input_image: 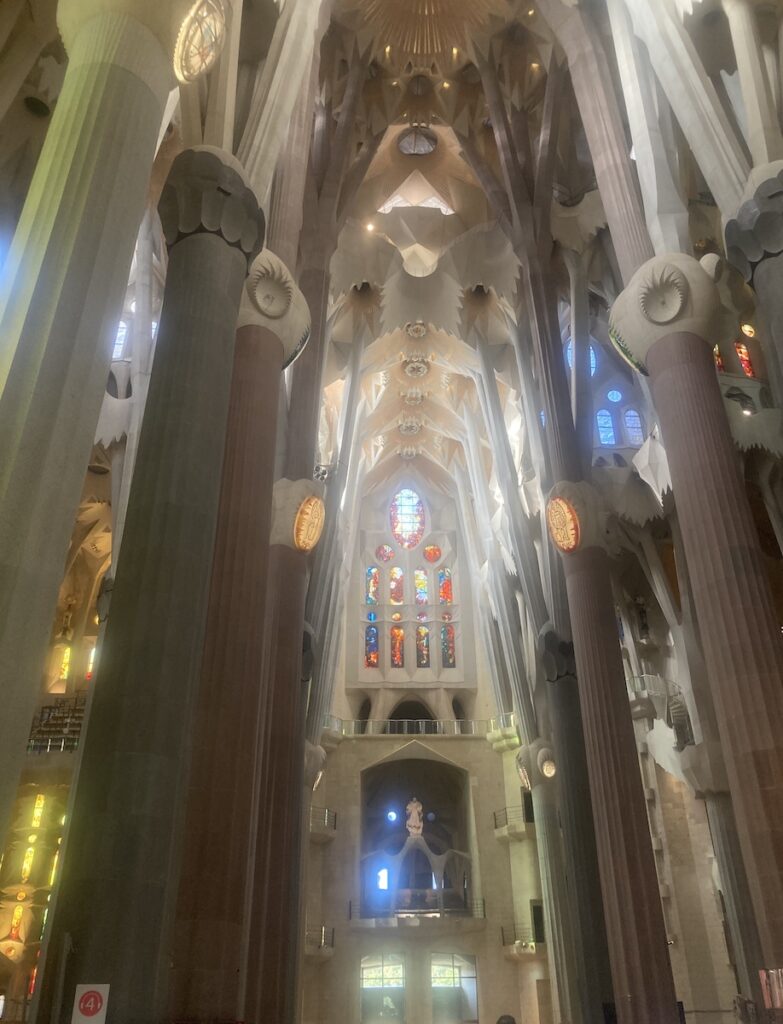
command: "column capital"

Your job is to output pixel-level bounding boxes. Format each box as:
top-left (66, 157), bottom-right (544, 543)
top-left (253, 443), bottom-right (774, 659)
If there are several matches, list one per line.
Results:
top-left (545, 480), bottom-right (608, 554)
top-left (158, 147), bottom-right (264, 267)
top-left (237, 249), bottom-right (311, 367)
top-left (609, 252), bottom-right (728, 374)
top-left (304, 741), bottom-right (327, 791)
top-left (270, 478), bottom-right (326, 552)
top-left (726, 164), bottom-right (783, 284)
top-left (516, 740), bottom-right (558, 789)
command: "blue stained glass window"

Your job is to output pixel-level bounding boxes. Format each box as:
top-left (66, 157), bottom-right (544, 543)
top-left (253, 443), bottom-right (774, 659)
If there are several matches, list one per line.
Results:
top-left (390, 488), bottom-right (425, 548)
top-left (367, 611), bottom-right (377, 622)
top-left (596, 409), bottom-right (616, 446)
top-left (607, 389), bottom-right (622, 403)
top-left (623, 408), bottom-right (644, 446)
top-left (365, 625), bottom-right (379, 668)
top-left (566, 339), bottom-right (597, 376)
top-left (113, 321), bottom-right (128, 359)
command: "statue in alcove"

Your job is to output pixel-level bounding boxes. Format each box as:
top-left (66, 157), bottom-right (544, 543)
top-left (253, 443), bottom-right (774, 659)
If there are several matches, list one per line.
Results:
top-left (405, 796), bottom-right (423, 835)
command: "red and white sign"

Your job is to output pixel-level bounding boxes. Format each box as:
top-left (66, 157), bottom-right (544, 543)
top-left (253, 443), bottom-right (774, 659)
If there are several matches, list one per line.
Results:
top-left (72, 985), bottom-right (109, 1024)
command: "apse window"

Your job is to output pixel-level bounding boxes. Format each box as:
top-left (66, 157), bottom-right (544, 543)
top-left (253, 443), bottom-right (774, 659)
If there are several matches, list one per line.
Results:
top-left (596, 409), bottom-right (616, 446)
top-left (623, 408), bottom-right (644, 447)
top-left (361, 954), bottom-right (405, 1022)
top-left (431, 953), bottom-right (478, 1023)
top-left (390, 488), bottom-right (425, 549)
top-left (565, 339), bottom-right (597, 376)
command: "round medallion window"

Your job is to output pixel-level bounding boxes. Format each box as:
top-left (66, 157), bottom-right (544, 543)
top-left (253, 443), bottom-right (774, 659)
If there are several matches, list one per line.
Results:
top-left (174, 0), bottom-right (226, 83)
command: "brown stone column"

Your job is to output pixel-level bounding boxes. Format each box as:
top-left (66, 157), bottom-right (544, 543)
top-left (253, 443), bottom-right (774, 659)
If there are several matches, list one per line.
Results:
top-left (612, 251), bottom-right (783, 982)
top-left (169, 251), bottom-right (311, 1020)
top-left (550, 484), bottom-right (679, 1024)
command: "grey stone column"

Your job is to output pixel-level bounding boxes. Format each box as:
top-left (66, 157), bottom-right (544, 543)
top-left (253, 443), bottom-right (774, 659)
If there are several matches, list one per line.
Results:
top-left (612, 251), bottom-right (783, 979)
top-left (0, 0), bottom-right (179, 843)
top-left (35, 148), bottom-right (263, 1024)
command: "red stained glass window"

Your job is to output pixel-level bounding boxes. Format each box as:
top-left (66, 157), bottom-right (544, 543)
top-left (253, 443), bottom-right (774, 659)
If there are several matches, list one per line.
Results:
top-left (365, 623), bottom-right (379, 668)
top-left (376, 544), bottom-right (394, 562)
top-left (390, 567), bottom-right (404, 605)
top-left (735, 341), bottom-right (755, 378)
top-left (416, 624), bottom-right (430, 668)
top-left (423, 544), bottom-right (442, 563)
top-left (390, 625), bottom-right (405, 668)
top-left (713, 345), bottom-right (724, 372)
top-left (438, 568), bottom-right (453, 605)
top-left (390, 488), bottom-right (425, 549)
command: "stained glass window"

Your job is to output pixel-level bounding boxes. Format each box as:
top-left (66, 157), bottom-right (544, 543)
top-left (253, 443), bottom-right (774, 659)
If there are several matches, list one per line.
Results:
top-left (375, 544), bottom-right (394, 562)
top-left (735, 341), bottom-right (755, 378)
top-left (623, 408), bottom-right (644, 446)
top-left (713, 345), bottom-right (724, 372)
top-left (390, 567), bottom-right (404, 605)
top-left (390, 488), bottom-right (425, 549)
top-left (423, 544), bottom-right (442, 563)
top-left (365, 624), bottom-right (379, 668)
top-left (113, 321), bottom-right (128, 360)
top-left (441, 622), bottom-right (456, 669)
top-left (21, 847), bottom-right (34, 883)
top-left (58, 647), bottom-right (71, 681)
top-left (607, 389), bottom-right (622, 403)
top-left (438, 568), bottom-right (453, 605)
top-left (366, 566), bottom-right (379, 605)
top-left (416, 624), bottom-right (430, 668)
top-left (566, 339), bottom-right (597, 376)
top-left (361, 954), bottom-right (404, 988)
top-left (414, 569), bottom-right (428, 605)
top-left (391, 626), bottom-right (405, 668)
top-left (31, 794), bottom-right (45, 829)
top-left (596, 409), bottom-right (616, 446)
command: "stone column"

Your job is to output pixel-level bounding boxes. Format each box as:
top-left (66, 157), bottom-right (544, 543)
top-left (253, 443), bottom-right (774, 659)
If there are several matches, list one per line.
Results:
top-left (610, 251), bottom-right (783, 979)
top-left (34, 148), bottom-right (263, 1023)
top-left (245, 479), bottom-right (325, 1024)
top-left (169, 251), bottom-right (310, 1020)
top-left (547, 482), bottom-right (680, 1024)
top-left (722, 0), bottom-right (783, 166)
top-left (726, 166), bottom-right (783, 394)
top-left (544, 636), bottom-right (614, 1022)
top-left (0, 0), bottom-right (199, 842)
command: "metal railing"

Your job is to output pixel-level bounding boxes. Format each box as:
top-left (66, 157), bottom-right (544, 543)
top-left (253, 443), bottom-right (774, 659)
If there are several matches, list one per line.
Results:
top-left (350, 897), bottom-right (485, 920)
top-left (322, 714), bottom-right (512, 738)
top-left (310, 806), bottom-right (337, 831)
top-left (305, 925), bottom-right (335, 950)
top-left (493, 806), bottom-right (532, 829)
top-left (629, 675), bottom-right (695, 750)
top-left (27, 696), bottom-right (86, 755)
top-left (500, 923), bottom-right (540, 946)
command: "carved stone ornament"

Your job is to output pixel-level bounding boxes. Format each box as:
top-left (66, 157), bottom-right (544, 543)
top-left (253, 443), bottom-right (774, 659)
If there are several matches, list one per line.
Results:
top-left (238, 249), bottom-right (312, 368)
top-left (402, 352), bottom-right (430, 378)
top-left (269, 478), bottom-right (326, 551)
top-left (398, 416), bottom-right (422, 435)
top-left (403, 387), bottom-right (426, 405)
top-left (609, 253), bottom-right (728, 375)
top-left (399, 445), bottom-right (419, 460)
top-left (546, 480), bottom-right (609, 554)
top-left (405, 320), bottom-right (428, 339)
top-left (158, 147), bottom-right (264, 267)
top-left (725, 165), bottom-right (783, 283)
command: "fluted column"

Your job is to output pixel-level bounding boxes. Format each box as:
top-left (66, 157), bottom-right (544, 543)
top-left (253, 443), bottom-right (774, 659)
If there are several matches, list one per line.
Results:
top-left (169, 252), bottom-right (310, 1020)
top-left (0, 0), bottom-right (199, 842)
top-left (547, 482), bottom-right (679, 1024)
top-left (245, 479), bottom-right (325, 1024)
top-left (611, 251), bottom-right (783, 981)
top-left (35, 148), bottom-right (263, 1023)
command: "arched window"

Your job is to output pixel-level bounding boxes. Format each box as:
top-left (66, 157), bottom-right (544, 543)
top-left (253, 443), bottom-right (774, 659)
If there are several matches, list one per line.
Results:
top-left (438, 568), bottom-right (453, 605)
top-left (596, 409), bottom-right (616, 446)
top-left (390, 567), bottom-right (404, 605)
top-left (735, 341), bottom-right (755, 378)
top-left (566, 339), bottom-right (597, 376)
top-left (365, 623), bottom-right (379, 668)
top-left (416, 621), bottom-right (430, 668)
top-left (113, 320), bottom-right (128, 359)
top-left (366, 567), bottom-right (379, 604)
top-left (390, 488), bottom-right (425, 549)
top-left (390, 626), bottom-right (405, 668)
top-left (441, 619), bottom-right (456, 669)
top-left (414, 569), bottom-right (428, 605)
top-left (623, 408), bottom-right (644, 446)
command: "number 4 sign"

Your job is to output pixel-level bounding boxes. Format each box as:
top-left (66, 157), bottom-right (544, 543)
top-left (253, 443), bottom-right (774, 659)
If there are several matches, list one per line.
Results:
top-left (72, 985), bottom-right (109, 1024)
